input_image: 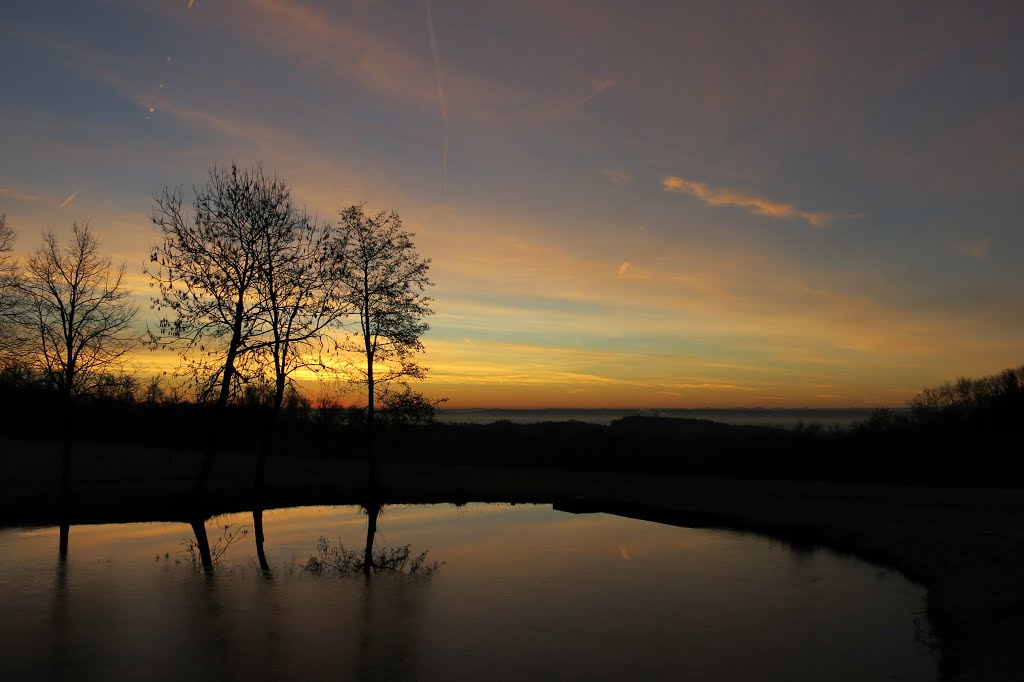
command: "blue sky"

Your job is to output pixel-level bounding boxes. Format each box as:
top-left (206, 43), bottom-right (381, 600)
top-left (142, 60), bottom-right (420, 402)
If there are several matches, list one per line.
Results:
top-left (2, 0), bottom-right (1023, 407)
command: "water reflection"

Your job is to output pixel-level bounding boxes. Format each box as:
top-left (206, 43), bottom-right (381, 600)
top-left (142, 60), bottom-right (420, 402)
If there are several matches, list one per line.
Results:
top-left (58, 521), bottom-right (69, 561)
top-left (302, 501), bottom-right (443, 578)
top-left (364, 494), bottom-right (379, 577)
top-left (50, 552), bottom-right (69, 682)
top-left (253, 507), bottom-right (270, 574)
top-left (3, 503), bottom-right (938, 681)
top-left (353, 545), bottom-right (427, 681)
top-left (189, 517), bottom-right (212, 573)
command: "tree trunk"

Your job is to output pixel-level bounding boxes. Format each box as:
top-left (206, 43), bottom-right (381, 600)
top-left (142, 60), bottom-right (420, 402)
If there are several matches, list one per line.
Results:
top-left (254, 374), bottom-right (285, 491)
top-left (60, 383), bottom-right (73, 497)
top-left (190, 518), bottom-right (214, 574)
top-left (362, 275), bottom-right (378, 488)
top-left (365, 334), bottom-right (377, 488)
top-left (196, 298), bottom-right (246, 495)
top-left (362, 499), bottom-right (380, 577)
top-left (58, 522), bottom-right (70, 561)
top-left (253, 508), bottom-right (270, 573)
top-left (366, 377), bottom-right (376, 487)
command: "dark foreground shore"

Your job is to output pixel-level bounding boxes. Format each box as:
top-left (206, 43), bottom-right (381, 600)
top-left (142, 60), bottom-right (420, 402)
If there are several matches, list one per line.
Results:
top-left (2, 438), bottom-right (1023, 681)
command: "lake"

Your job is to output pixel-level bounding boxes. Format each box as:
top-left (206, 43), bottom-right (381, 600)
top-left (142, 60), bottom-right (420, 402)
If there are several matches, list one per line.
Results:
top-left (0, 503), bottom-right (937, 681)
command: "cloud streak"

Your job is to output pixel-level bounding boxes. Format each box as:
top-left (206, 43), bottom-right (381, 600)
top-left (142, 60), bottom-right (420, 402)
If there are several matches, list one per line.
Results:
top-left (425, 0), bottom-right (449, 193)
top-left (58, 190), bottom-right (80, 208)
top-left (952, 239), bottom-right (991, 260)
top-left (601, 168), bottom-right (629, 184)
top-left (662, 176), bottom-right (862, 227)
top-left (581, 78), bottom-right (616, 105)
top-left (0, 187), bottom-right (40, 202)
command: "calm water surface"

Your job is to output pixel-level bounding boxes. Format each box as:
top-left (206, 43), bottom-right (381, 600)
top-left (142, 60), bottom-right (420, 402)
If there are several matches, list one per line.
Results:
top-left (0, 504), bottom-right (937, 681)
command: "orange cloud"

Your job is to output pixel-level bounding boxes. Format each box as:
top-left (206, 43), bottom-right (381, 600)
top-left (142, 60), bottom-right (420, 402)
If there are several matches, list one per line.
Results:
top-left (424, 0), bottom-right (450, 193)
top-left (0, 186), bottom-right (40, 202)
top-left (661, 176), bottom-right (863, 227)
top-left (601, 168), bottom-right (629, 184)
top-left (952, 239), bottom-right (991, 260)
top-left (240, 0), bottom-right (438, 112)
top-left (581, 78), bottom-right (616, 105)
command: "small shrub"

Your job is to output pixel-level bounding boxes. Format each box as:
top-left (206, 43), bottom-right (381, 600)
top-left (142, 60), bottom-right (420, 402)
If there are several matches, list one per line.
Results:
top-left (302, 536), bottom-right (443, 576)
top-left (180, 523), bottom-right (249, 568)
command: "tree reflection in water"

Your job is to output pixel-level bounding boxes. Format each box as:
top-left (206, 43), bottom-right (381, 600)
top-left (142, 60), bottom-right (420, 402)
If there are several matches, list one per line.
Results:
top-left (253, 507), bottom-right (270, 574)
top-left (58, 522), bottom-right (69, 561)
top-left (303, 500), bottom-right (445, 681)
top-left (182, 521), bottom-right (248, 575)
top-left (302, 503), bottom-right (444, 577)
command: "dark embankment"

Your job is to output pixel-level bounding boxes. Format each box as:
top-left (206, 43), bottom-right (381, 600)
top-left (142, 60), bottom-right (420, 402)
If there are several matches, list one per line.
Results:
top-left (3, 375), bottom-right (1024, 682)
top-left (3, 421), bottom-right (1024, 680)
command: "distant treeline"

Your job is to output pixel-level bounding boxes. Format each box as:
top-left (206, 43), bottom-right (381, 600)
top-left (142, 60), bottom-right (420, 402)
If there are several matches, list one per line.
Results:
top-left (0, 360), bottom-right (423, 454)
top-left (1, 362), bottom-right (1022, 488)
top-left (906, 366), bottom-right (1024, 432)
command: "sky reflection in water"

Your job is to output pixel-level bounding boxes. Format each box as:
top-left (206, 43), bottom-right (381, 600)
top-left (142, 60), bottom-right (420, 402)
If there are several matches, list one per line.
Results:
top-left (0, 504), bottom-right (937, 681)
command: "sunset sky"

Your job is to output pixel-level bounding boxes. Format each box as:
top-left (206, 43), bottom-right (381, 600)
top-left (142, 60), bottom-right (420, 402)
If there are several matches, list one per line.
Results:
top-left (2, 1), bottom-right (1023, 408)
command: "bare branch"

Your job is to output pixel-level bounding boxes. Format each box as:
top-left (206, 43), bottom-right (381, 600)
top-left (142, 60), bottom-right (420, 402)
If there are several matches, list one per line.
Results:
top-left (16, 222), bottom-right (138, 396)
top-left (335, 204), bottom-right (435, 421)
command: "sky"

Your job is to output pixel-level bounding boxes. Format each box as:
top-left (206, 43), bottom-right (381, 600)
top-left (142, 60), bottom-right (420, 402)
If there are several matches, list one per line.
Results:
top-left (2, 0), bottom-right (1023, 409)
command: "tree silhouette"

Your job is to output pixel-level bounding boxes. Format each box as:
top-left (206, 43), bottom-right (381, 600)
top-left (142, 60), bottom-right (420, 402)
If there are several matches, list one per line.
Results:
top-left (0, 213), bottom-right (20, 357)
top-left (336, 204), bottom-right (434, 484)
top-left (250, 212), bottom-right (349, 489)
top-left (149, 164), bottom-right (312, 492)
top-left (17, 222), bottom-right (137, 494)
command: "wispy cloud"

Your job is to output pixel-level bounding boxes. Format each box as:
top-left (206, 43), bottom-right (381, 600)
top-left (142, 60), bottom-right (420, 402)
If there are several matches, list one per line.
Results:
top-left (668, 383), bottom-right (756, 391)
top-left (661, 176), bottom-right (863, 228)
top-left (241, 0), bottom-right (438, 111)
top-left (601, 168), bottom-right (629, 184)
top-left (58, 190), bottom-right (80, 208)
top-left (581, 78), bottom-right (616, 105)
top-left (616, 261), bottom-right (632, 277)
top-left (424, 0), bottom-right (449, 193)
top-left (0, 187), bottom-right (40, 202)
top-left (952, 239), bottom-right (991, 260)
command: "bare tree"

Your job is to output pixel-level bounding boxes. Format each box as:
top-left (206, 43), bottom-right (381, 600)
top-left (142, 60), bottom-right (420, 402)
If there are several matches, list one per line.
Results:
top-left (250, 212), bottom-right (350, 488)
top-left (0, 213), bottom-right (14, 284)
top-left (0, 213), bottom-right (13, 264)
top-left (18, 222), bottom-right (137, 493)
top-left (336, 204), bottom-right (434, 483)
top-left (148, 163), bottom-right (329, 492)
top-left (0, 214), bottom-right (18, 355)
top-left (0, 214), bottom-right (24, 357)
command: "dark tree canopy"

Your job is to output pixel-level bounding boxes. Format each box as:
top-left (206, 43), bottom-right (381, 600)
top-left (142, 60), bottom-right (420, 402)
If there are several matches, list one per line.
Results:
top-left (14, 222), bottom-right (138, 495)
top-left (0, 213), bottom-right (14, 283)
top-left (18, 222), bottom-right (137, 396)
top-left (148, 163), bottom-right (304, 404)
top-left (251, 206), bottom-right (348, 414)
top-left (335, 204), bottom-right (434, 483)
top-left (0, 213), bottom-right (20, 356)
top-left (148, 163), bottom-right (350, 491)
top-left (336, 204), bottom-right (434, 424)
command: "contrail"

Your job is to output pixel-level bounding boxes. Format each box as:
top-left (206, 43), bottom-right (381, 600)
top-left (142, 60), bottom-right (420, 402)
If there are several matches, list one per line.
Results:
top-left (58, 190), bottom-right (79, 208)
top-left (425, 0), bottom-right (448, 193)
